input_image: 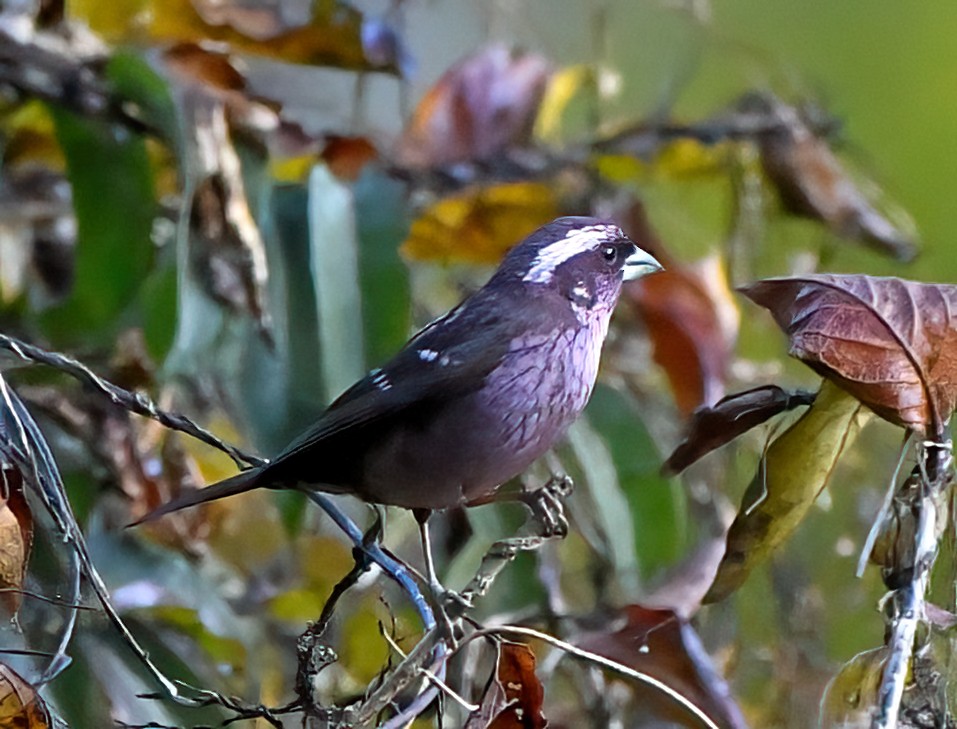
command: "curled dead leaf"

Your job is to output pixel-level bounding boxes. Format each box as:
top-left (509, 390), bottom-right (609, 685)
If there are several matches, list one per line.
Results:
top-left (186, 101), bottom-right (274, 345)
top-left (742, 274), bottom-right (957, 434)
top-left (664, 385), bottom-right (816, 475)
top-left (0, 465), bottom-right (32, 613)
top-left (740, 93), bottom-right (918, 261)
top-left (395, 45), bottom-right (552, 169)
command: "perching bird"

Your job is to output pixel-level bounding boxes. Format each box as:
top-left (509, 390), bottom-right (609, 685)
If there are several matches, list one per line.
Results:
top-left (137, 217), bottom-right (662, 522)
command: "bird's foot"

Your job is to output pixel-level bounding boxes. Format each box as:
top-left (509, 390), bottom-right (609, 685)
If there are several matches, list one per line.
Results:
top-left (520, 474), bottom-right (574, 538)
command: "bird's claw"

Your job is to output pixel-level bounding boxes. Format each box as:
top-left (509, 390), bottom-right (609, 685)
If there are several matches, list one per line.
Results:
top-left (520, 475), bottom-right (573, 538)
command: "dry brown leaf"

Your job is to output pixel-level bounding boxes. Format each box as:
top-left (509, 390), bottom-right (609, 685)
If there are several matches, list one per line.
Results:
top-left (626, 254), bottom-right (739, 415)
top-left (0, 466), bottom-right (32, 613)
top-left (742, 274), bottom-right (957, 434)
top-left (467, 642), bottom-right (546, 729)
top-left (742, 94), bottom-right (918, 261)
top-left (186, 100), bottom-right (274, 345)
top-left (395, 45), bottom-right (552, 169)
top-left (663, 385), bottom-right (816, 475)
top-left (576, 605), bottom-right (745, 729)
top-left (0, 663), bottom-right (51, 728)
top-left (402, 182), bottom-right (558, 264)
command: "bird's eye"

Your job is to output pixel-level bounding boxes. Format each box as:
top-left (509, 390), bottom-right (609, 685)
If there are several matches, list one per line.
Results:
top-left (601, 245), bottom-right (618, 263)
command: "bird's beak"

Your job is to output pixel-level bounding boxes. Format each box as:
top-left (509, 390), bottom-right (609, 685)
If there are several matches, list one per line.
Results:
top-left (622, 247), bottom-right (664, 281)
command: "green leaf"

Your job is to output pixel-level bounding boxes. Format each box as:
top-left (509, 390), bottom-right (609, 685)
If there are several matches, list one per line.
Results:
top-left (354, 168), bottom-right (412, 366)
top-left (585, 385), bottom-right (687, 576)
top-left (43, 110), bottom-right (155, 342)
top-left (565, 415), bottom-right (641, 597)
top-left (308, 164), bottom-right (365, 402)
top-left (105, 50), bottom-right (179, 143)
top-left (706, 379), bottom-right (874, 603)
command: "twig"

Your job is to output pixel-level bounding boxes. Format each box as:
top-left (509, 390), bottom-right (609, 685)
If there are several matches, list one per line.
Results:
top-left (0, 333), bottom-right (261, 469)
top-left (380, 627), bottom-right (478, 713)
top-left (1, 335), bottom-right (445, 722)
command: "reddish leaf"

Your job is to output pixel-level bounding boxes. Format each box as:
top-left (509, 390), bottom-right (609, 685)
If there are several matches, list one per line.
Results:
top-left (743, 94), bottom-right (918, 261)
top-left (742, 274), bottom-right (957, 433)
top-left (0, 663), bottom-right (51, 728)
top-left (467, 642), bottom-right (546, 729)
top-left (577, 605), bottom-right (746, 729)
top-left (626, 254), bottom-right (738, 415)
top-left (663, 385), bottom-right (816, 475)
top-left (395, 45), bottom-right (552, 169)
top-left (321, 136), bottom-right (379, 181)
top-left (163, 42), bottom-right (248, 94)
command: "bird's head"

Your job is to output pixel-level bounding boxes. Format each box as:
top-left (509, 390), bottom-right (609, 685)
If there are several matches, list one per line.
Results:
top-left (494, 216), bottom-right (663, 316)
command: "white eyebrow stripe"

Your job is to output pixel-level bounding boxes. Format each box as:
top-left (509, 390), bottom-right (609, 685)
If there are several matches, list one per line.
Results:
top-left (522, 224), bottom-right (623, 283)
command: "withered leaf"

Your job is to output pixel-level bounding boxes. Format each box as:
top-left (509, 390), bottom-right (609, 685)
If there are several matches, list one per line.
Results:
top-left (576, 605), bottom-right (746, 729)
top-left (0, 465), bottom-right (32, 613)
top-left (466, 642), bottom-right (546, 729)
top-left (626, 254), bottom-right (739, 416)
top-left (0, 663), bottom-right (51, 728)
top-left (395, 45), bottom-right (552, 169)
top-left (742, 93), bottom-right (918, 261)
top-left (663, 385), bottom-right (816, 475)
top-left (187, 103), bottom-right (273, 346)
top-left (742, 274), bottom-right (957, 434)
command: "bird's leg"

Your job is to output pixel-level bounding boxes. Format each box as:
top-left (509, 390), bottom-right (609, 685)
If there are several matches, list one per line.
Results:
top-left (413, 508), bottom-right (468, 645)
top-left (413, 508), bottom-right (443, 595)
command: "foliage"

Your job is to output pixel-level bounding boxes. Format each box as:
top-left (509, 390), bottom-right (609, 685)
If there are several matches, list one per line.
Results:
top-left (0, 1), bottom-right (955, 728)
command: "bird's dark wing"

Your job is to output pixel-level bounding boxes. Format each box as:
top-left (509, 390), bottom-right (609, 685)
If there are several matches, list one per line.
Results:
top-left (273, 300), bottom-right (513, 462)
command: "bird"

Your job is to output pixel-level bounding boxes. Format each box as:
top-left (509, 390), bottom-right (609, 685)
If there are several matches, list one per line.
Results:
top-left (136, 217), bottom-right (662, 523)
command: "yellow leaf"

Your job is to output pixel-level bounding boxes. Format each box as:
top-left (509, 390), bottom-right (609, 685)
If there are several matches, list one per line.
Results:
top-left (67, 0), bottom-right (149, 41)
top-left (820, 647), bottom-right (885, 728)
top-left (654, 137), bottom-right (732, 179)
top-left (705, 379), bottom-right (874, 602)
top-left (340, 597), bottom-right (391, 684)
top-left (596, 138), bottom-right (733, 184)
top-left (270, 155), bottom-right (318, 183)
top-left (268, 588), bottom-right (325, 622)
top-left (402, 183), bottom-right (558, 264)
top-left (534, 65), bottom-right (593, 142)
top-left (595, 154), bottom-right (649, 184)
top-left (2, 101), bottom-right (64, 170)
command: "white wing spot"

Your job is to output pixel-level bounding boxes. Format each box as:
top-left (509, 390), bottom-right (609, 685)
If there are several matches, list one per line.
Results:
top-left (371, 369), bottom-right (392, 391)
top-left (439, 354), bottom-right (451, 366)
top-left (523, 224), bottom-right (623, 284)
top-left (418, 349), bottom-right (439, 362)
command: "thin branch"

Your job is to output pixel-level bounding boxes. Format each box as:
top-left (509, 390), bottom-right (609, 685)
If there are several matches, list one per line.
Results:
top-left (0, 333), bottom-right (261, 469)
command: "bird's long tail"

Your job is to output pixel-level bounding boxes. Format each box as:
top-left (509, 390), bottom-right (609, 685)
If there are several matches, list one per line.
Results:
top-left (129, 468), bottom-right (264, 526)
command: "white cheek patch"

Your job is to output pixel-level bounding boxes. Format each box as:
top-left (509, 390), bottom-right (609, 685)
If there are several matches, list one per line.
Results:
top-left (523, 224), bottom-right (622, 284)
